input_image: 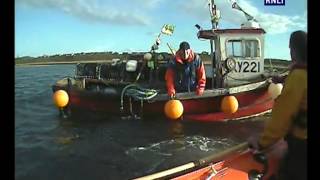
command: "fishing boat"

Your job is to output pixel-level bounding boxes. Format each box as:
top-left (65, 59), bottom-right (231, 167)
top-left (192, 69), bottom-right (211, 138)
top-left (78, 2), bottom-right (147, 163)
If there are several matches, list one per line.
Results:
top-left (133, 140), bottom-right (287, 180)
top-left (52, 0), bottom-right (287, 121)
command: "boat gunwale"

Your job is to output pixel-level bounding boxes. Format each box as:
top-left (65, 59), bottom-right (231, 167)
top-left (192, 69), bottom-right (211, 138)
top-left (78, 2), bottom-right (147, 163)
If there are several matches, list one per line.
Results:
top-left (153, 78), bottom-right (270, 101)
top-left (53, 77), bottom-right (271, 102)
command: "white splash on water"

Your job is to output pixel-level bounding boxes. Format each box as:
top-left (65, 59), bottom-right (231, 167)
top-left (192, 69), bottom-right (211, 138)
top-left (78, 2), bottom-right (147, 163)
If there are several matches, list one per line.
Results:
top-left (126, 135), bottom-right (234, 158)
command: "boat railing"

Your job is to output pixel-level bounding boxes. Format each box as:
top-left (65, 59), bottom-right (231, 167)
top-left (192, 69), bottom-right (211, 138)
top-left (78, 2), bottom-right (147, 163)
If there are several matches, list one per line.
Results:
top-left (153, 79), bottom-right (269, 101)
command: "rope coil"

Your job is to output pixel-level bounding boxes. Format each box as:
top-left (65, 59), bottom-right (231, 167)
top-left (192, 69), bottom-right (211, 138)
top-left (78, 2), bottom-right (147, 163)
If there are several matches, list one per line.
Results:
top-left (120, 84), bottom-right (158, 112)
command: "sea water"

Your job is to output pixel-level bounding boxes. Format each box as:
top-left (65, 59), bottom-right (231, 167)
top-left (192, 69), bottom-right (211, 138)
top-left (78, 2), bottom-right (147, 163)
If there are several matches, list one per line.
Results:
top-left (15, 64), bottom-right (267, 180)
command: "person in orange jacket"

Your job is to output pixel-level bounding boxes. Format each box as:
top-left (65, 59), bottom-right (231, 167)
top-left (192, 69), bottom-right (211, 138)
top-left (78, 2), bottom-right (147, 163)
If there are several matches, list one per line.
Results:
top-left (249, 30), bottom-right (307, 180)
top-left (165, 41), bottom-right (206, 97)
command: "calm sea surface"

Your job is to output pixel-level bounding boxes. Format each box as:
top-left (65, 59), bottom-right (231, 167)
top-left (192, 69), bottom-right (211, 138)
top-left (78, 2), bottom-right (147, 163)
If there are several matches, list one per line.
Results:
top-left (15, 64), bottom-right (268, 180)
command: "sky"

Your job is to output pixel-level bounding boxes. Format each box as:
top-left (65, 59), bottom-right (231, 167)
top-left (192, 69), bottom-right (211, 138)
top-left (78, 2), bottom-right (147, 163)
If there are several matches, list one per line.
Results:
top-left (15, 0), bottom-right (307, 60)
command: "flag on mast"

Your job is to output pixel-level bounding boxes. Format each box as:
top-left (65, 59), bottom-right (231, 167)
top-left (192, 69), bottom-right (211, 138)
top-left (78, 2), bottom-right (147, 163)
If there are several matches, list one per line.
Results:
top-left (161, 24), bottom-right (175, 35)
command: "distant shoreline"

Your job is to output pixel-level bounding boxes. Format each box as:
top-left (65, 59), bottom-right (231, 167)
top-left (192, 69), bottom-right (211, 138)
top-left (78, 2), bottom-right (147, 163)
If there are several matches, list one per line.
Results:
top-left (15, 51), bottom-right (291, 68)
top-left (15, 59), bottom-right (291, 68)
top-left (15, 60), bottom-right (113, 66)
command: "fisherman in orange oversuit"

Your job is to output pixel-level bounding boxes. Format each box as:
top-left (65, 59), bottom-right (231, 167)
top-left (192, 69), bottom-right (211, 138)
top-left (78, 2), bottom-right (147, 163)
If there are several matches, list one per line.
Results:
top-left (165, 41), bottom-right (206, 98)
top-left (249, 30), bottom-right (307, 180)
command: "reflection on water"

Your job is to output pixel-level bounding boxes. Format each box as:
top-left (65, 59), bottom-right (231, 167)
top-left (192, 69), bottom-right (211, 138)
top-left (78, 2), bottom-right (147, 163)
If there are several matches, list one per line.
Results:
top-left (15, 65), bottom-right (267, 180)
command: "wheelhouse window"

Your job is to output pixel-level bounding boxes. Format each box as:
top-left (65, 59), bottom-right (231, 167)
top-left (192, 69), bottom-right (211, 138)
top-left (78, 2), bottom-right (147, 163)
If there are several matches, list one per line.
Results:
top-left (226, 40), bottom-right (242, 57)
top-left (226, 39), bottom-right (260, 58)
top-left (244, 40), bottom-right (259, 57)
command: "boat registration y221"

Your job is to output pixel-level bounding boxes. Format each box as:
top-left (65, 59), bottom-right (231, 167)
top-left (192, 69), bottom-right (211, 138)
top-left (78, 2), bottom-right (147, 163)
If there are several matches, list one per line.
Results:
top-left (235, 61), bottom-right (261, 73)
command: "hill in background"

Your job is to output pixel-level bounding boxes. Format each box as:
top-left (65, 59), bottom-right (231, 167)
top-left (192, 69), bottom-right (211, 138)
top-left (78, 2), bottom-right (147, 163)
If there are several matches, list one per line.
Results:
top-left (15, 51), bottom-right (291, 66)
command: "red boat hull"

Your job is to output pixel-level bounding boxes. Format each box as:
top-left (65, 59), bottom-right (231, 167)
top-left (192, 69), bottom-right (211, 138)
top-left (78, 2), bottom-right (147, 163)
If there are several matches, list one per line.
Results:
top-left (134, 141), bottom-right (287, 180)
top-left (173, 142), bottom-right (287, 180)
top-left (53, 82), bottom-right (274, 122)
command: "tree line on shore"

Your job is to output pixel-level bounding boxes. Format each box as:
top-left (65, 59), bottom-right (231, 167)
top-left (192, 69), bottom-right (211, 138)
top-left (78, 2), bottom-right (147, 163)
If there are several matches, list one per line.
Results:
top-left (15, 51), bottom-right (290, 66)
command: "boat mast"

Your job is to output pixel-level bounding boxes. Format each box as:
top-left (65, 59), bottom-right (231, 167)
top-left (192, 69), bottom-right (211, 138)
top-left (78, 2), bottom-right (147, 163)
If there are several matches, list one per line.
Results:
top-left (208, 0), bottom-right (222, 88)
top-left (209, 0), bottom-right (218, 29)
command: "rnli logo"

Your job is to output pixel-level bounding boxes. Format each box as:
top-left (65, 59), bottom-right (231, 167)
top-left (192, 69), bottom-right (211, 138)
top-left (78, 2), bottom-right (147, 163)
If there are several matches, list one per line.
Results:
top-left (264, 0), bottom-right (285, 6)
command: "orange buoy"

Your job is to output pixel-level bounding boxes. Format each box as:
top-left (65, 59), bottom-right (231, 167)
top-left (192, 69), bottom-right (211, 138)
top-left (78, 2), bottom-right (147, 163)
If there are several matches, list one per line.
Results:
top-left (164, 100), bottom-right (184, 120)
top-left (53, 90), bottom-right (69, 108)
top-left (221, 96), bottom-right (239, 114)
